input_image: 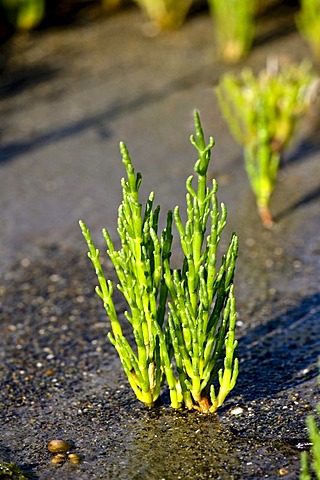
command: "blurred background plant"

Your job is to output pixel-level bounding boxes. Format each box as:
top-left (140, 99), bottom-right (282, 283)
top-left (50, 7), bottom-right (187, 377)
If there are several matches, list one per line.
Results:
top-left (207, 0), bottom-right (257, 63)
top-left (0, 0), bottom-right (126, 33)
top-left (0, 0), bottom-right (45, 30)
top-left (132, 0), bottom-right (193, 33)
top-left (101, 0), bottom-right (122, 14)
top-left (300, 405), bottom-right (320, 479)
top-left (1, 0), bottom-right (320, 63)
top-left (216, 60), bottom-right (315, 227)
top-left (296, 0), bottom-right (320, 63)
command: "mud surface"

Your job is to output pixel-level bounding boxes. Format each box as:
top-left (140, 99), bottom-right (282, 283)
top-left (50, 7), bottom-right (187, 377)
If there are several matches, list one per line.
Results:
top-left (0, 3), bottom-right (320, 479)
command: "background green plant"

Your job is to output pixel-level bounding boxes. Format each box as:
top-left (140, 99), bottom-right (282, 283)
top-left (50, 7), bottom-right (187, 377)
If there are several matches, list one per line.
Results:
top-left (2, 0), bottom-right (319, 65)
top-left (207, 0), bottom-right (257, 63)
top-left (0, 0), bottom-right (45, 29)
top-left (296, 0), bottom-right (320, 63)
top-left (80, 111), bottom-right (239, 412)
top-left (216, 61), bottom-right (314, 227)
top-left (132, 0), bottom-right (193, 32)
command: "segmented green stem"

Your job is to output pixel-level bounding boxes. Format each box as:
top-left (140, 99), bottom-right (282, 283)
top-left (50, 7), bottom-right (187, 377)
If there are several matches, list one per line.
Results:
top-left (164, 110), bottom-right (239, 412)
top-left (80, 142), bottom-right (177, 407)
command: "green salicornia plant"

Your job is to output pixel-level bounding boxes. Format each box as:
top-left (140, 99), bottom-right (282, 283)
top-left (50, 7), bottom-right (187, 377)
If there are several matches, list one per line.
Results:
top-left (80, 111), bottom-right (239, 413)
top-left (216, 61), bottom-right (314, 227)
top-left (80, 150), bottom-right (176, 408)
top-left (163, 112), bottom-right (239, 413)
top-left (296, 0), bottom-right (320, 63)
top-left (208, 0), bottom-right (257, 63)
top-left (133, 0), bottom-right (192, 32)
top-left (300, 404), bottom-right (320, 480)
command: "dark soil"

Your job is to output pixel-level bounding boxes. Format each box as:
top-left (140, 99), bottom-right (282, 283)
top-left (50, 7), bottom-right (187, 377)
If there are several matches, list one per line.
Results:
top-left (0, 3), bottom-right (319, 479)
top-left (0, 241), bottom-right (319, 480)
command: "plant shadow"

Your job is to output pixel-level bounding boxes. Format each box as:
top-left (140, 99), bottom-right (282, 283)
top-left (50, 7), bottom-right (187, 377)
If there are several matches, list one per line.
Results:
top-left (234, 292), bottom-right (320, 402)
top-left (0, 64), bottom-right (60, 100)
top-left (254, 0), bottom-right (299, 47)
top-left (275, 183), bottom-right (320, 222)
top-left (0, 63), bottom-right (213, 164)
top-left (283, 139), bottom-right (320, 167)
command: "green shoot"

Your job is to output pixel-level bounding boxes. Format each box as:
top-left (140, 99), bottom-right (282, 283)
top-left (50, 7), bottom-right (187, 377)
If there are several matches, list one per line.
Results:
top-left (80, 144), bottom-right (179, 408)
top-left (132, 0), bottom-right (192, 32)
top-left (207, 0), bottom-right (257, 63)
top-left (164, 111), bottom-right (239, 413)
top-left (216, 61), bottom-right (314, 227)
top-left (300, 404), bottom-right (320, 480)
top-left (80, 111), bottom-right (239, 413)
top-left (296, 0), bottom-right (320, 63)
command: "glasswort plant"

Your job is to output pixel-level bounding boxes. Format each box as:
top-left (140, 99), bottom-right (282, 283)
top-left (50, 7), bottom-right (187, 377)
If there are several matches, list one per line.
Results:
top-left (133, 0), bottom-right (192, 32)
top-left (216, 61), bottom-right (314, 227)
top-left (296, 0), bottom-right (320, 63)
top-left (80, 146), bottom-right (175, 408)
top-left (80, 111), bottom-right (239, 412)
top-left (164, 112), bottom-right (239, 413)
top-left (208, 0), bottom-right (256, 63)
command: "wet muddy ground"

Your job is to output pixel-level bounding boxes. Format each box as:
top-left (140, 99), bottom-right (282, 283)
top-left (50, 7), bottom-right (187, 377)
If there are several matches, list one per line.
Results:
top-left (0, 3), bottom-right (320, 479)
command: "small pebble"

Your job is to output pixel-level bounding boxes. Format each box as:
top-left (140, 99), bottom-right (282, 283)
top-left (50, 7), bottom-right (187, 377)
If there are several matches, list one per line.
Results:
top-left (230, 406), bottom-right (244, 416)
top-left (279, 467), bottom-right (289, 476)
top-left (48, 439), bottom-right (73, 453)
top-left (20, 258), bottom-right (31, 267)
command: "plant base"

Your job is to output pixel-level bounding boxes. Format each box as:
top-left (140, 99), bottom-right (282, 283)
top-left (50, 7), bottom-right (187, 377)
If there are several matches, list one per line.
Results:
top-left (258, 204), bottom-right (274, 229)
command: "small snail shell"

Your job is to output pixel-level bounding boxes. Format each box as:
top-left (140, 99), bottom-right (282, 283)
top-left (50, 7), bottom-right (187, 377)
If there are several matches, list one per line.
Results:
top-left (51, 454), bottom-right (66, 465)
top-left (68, 453), bottom-right (82, 464)
top-left (48, 439), bottom-right (73, 453)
